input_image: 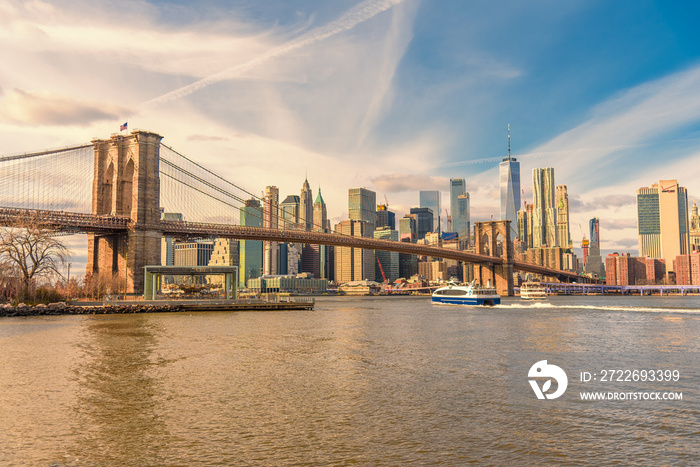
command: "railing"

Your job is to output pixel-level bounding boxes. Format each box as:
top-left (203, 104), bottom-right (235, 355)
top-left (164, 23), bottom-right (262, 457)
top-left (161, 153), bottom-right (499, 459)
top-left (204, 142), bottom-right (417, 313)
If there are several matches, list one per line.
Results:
top-left (0, 207), bottom-right (131, 233)
top-left (0, 207), bottom-right (601, 283)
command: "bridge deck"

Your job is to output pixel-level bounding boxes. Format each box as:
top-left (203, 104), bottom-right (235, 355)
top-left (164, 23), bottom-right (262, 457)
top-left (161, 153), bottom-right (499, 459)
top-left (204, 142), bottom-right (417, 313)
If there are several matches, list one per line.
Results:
top-left (0, 207), bottom-right (599, 283)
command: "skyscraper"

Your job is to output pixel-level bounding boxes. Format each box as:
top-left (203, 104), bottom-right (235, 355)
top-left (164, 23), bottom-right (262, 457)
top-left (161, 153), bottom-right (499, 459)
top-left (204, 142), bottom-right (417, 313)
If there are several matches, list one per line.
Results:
top-left (334, 219), bottom-right (375, 283)
top-left (409, 207), bottom-right (434, 240)
top-left (300, 178), bottom-right (313, 231)
top-left (585, 218), bottom-right (604, 277)
top-left (419, 190), bottom-right (441, 233)
top-left (556, 185), bottom-right (572, 248)
top-left (456, 193), bottom-right (470, 245)
top-left (376, 204), bottom-right (396, 230)
top-left (450, 178), bottom-right (465, 232)
top-left (450, 179), bottom-right (470, 243)
top-left (160, 212), bottom-right (183, 266)
top-left (690, 201), bottom-right (700, 251)
top-left (338, 188), bottom-right (377, 283)
top-left (279, 195), bottom-right (300, 228)
top-left (517, 204), bottom-right (533, 250)
top-left (239, 198), bottom-right (263, 287)
top-left (263, 185), bottom-right (279, 275)
top-left (349, 188), bottom-right (377, 229)
top-left (304, 188), bottom-right (329, 278)
top-left (499, 125), bottom-right (520, 227)
top-left (532, 167), bottom-right (557, 248)
top-left (374, 227), bottom-right (399, 283)
top-left (637, 180), bottom-right (689, 271)
top-left (399, 216), bottom-right (416, 242)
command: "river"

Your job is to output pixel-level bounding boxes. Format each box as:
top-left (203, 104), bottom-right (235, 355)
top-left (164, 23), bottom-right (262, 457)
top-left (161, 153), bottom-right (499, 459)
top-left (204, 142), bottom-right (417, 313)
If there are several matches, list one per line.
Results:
top-left (1, 295), bottom-right (698, 465)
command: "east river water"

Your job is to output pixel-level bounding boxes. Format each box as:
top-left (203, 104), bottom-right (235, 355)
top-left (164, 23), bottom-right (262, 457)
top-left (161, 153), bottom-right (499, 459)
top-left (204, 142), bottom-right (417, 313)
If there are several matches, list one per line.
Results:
top-left (1, 295), bottom-right (698, 465)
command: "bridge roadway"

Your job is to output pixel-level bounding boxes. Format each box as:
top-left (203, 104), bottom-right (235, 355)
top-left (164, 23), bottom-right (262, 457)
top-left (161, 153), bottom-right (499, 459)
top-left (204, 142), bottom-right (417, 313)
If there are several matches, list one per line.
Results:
top-left (0, 207), bottom-right (596, 283)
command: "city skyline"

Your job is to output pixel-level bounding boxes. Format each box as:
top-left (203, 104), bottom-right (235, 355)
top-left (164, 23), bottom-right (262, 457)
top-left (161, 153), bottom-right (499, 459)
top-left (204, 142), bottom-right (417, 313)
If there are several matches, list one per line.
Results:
top-left (2, 0), bottom-right (700, 263)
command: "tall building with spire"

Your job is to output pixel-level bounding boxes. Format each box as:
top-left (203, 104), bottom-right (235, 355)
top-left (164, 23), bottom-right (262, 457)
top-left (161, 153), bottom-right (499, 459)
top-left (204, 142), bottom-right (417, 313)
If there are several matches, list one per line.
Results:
top-left (499, 124), bottom-right (521, 229)
top-left (300, 177), bottom-right (313, 231)
top-left (304, 188), bottom-right (330, 278)
top-left (532, 167), bottom-right (557, 247)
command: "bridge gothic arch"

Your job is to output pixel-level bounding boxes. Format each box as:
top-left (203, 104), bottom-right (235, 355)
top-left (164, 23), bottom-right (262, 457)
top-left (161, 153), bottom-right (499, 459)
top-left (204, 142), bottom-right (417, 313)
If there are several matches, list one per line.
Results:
top-left (102, 162), bottom-right (114, 215)
top-left (87, 131), bottom-right (163, 295)
top-left (120, 158), bottom-right (134, 217)
top-left (473, 220), bottom-right (514, 296)
top-left (495, 232), bottom-right (504, 258)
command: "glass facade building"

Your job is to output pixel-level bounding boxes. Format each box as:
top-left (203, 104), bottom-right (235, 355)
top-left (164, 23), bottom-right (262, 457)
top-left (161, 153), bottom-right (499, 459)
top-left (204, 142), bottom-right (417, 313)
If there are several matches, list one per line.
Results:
top-left (409, 207), bottom-right (434, 240)
top-left (279, 195), bottom-right (300, 229)
top-left (239, 199), bottom-right (263, 287)
top-left (499, 157), bottom-right (520, 227)
top-left (636, 180), bottom-right (689, 271)
top-left (450, 179), bottom-right (470, 242)
top-left (349, 188), bottom-right (377, 229)
top-left (419, 190), bottom-right (441, 233)
top-left (374, 228), bottom-right (400, 283)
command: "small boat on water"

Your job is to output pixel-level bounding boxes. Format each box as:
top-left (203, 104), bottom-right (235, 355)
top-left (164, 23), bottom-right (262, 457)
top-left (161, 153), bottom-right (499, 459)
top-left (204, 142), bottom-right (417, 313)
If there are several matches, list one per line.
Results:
top-left (520, 281), bottom-right (548, 300)
top-left (432, 280), bottom-right (501, 306)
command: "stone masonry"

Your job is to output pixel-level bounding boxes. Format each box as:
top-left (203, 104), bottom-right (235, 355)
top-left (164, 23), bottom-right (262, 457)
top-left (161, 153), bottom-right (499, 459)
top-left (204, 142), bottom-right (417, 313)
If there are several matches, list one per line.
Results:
top-left (473, 220), bottom-right (514, 296)
top-left (86, 131), bottom-right (163, 294)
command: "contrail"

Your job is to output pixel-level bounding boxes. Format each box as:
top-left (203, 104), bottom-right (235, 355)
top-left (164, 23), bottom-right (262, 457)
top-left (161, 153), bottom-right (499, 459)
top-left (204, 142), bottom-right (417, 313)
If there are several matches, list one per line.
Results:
top-left (437, 144), bottom-right (645, 169)
top-left (139, 0), bottom-right (406, 110)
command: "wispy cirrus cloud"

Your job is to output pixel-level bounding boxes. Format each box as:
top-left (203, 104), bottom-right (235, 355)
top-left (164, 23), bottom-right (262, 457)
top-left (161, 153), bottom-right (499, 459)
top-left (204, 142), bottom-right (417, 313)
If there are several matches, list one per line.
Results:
top-left (530, 64), bottom-right (700, 187)
top-left (139, 0), bottom-right (408, 109)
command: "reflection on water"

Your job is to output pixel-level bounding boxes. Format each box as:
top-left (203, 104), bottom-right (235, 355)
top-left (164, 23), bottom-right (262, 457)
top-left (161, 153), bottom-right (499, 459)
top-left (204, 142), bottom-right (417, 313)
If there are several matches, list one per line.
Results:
top-left (0, 295), bottom-right (698, 465)
top-left (69, 315), bottom-right (169, 465)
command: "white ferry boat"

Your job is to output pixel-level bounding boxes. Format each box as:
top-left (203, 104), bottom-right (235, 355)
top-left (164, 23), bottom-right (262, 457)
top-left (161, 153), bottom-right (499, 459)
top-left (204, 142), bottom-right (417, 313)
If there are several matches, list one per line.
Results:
top-left (432, 280), bottom-right (501, 306)
top-left (519, 281), bottom-right (548, 300)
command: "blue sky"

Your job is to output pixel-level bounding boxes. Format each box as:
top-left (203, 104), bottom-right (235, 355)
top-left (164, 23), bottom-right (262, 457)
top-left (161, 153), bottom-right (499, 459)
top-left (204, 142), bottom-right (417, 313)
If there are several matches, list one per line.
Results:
top-left (2, 0), bottom-right (700, 265)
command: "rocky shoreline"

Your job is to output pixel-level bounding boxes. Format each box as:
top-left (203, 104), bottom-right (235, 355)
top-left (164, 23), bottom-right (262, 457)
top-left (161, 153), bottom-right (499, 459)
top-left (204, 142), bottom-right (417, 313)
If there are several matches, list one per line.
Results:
top-left (1, 300), bottom-right (315, 317)
top-left (1, 302), bottom-right (186, 317)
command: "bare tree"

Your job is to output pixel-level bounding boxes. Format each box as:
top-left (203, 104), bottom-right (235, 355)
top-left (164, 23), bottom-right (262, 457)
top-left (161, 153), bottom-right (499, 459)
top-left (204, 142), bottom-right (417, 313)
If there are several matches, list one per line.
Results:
top-left (0, 221), bottom-right (69, 295)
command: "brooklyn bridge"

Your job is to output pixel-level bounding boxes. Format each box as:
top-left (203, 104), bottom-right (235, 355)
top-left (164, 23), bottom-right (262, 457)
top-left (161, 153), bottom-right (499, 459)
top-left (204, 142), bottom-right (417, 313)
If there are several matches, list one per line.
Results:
top-left (0, 130), bottom-right (599, 296)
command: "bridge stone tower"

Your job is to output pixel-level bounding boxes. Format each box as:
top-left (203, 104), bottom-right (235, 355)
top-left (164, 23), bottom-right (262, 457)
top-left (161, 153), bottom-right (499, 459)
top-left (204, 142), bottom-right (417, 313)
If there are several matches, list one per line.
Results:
top-left (86, 131), bottom-right (163, 295)
top-left (473, 220), bottom-right (514, 296)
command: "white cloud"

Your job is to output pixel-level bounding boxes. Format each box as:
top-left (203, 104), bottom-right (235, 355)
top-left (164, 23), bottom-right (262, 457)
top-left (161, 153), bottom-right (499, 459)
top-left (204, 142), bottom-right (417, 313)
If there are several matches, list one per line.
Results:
top-left (530, 64), bottom-right (700, 187)
top-left (0, 89), bottom-right (128, 126)
top-left (139, 0), bottom-right (409, 109)
top-left (372, 173), bottom-right (450, 193)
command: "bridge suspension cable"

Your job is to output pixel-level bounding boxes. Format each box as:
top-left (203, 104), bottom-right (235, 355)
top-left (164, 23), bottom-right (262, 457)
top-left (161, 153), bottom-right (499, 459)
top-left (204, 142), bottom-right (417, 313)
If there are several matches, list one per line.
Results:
top-left (0, 145), bottom-right (93, 213)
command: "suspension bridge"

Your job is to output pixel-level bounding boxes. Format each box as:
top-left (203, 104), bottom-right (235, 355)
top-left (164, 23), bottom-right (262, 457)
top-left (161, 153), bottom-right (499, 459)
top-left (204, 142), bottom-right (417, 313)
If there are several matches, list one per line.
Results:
top-left (0, 130), bottom-right (598, 296)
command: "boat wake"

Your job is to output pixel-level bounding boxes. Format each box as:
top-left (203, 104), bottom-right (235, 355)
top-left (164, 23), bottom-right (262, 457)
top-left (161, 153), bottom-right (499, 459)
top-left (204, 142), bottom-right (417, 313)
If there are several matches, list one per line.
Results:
top-left (494, 302), bottom-right (700, 314)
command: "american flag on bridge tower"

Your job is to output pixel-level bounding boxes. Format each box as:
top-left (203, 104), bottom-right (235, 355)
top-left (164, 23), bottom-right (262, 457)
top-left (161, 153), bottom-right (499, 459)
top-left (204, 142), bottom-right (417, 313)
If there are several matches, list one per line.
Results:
top-left (120, 122), bottom-right (128, 131)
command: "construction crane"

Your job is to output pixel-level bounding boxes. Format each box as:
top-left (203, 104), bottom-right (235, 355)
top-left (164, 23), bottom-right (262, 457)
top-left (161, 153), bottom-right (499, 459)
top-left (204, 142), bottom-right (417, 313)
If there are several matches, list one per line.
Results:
top-left (376, 257), bottom-right (387, 284)
top-left (445, 208), bottom-right (452, 232)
